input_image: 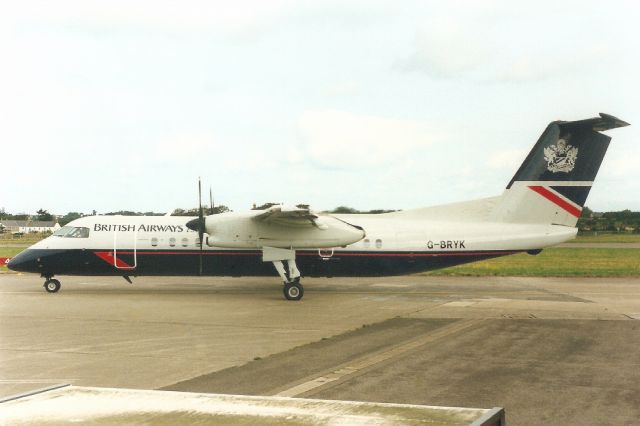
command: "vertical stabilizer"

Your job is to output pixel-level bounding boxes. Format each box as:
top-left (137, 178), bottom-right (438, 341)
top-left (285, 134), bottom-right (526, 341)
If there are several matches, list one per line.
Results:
top-left (491, 113), bottom-right (629, 226)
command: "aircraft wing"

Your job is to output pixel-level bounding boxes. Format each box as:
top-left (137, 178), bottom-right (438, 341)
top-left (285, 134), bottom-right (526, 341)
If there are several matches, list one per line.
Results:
top-left (251, 206), bottom-right (328, 229)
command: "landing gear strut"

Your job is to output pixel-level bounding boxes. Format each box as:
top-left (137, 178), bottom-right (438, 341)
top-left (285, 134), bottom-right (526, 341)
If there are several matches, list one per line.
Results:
top-left (263, 247), bottom-right (304, 301)
top-left (272, 259), bottom-right (304, 301)
top-left (43, 277), bottom-right (61, 293)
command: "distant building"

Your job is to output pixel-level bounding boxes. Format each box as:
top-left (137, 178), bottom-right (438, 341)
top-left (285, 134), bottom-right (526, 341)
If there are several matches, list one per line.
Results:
top-left (0, 220), bottom-right (61, 234)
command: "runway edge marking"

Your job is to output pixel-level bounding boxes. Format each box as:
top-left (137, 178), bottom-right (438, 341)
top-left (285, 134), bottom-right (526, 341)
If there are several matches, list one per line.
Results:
top-left (273, 318), bottom-right (484, 398)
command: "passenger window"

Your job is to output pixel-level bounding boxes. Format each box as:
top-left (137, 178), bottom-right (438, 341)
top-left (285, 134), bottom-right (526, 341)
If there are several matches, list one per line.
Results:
top-left (375, 239), bottom-right (382, 249)
top-left (181, 237), bottom-right (188, 247)
top-left (363, 239), bottom-right (370, 248)
top-left (195, 237), bottom-right (201, 247)
top-left (169, 237), bottom-right (176, 247)
top-left (151, 237), bottom-right (158, 247)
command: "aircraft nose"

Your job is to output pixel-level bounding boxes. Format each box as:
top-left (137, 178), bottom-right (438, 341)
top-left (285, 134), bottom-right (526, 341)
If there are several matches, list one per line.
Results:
top-left (7, 250), bottom-right (40, 273)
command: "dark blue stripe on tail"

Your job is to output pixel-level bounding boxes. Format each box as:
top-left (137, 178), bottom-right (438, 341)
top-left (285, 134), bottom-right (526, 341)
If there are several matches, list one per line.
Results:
top-left (550, 186), bottom-right (591, 207)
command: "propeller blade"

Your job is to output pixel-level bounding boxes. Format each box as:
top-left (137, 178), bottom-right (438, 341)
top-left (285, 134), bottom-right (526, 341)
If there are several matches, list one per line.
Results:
top-left (209, 187), bottom-right (214, 215)
top-left (198, 177), bottom-right (204, 275)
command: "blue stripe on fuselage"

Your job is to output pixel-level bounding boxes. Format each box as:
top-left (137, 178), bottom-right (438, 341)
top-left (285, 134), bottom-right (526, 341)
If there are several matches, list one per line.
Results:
top-left (8, 248), bottom-right (523, 278)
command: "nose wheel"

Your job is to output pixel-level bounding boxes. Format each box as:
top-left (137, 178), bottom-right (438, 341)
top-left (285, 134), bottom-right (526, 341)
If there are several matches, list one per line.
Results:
top-left (44, 278), bottom-right (61, 293)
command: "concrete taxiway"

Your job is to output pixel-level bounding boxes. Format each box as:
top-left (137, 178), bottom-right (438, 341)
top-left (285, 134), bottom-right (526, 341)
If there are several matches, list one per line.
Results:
top-left (2, 273), bottom-right (640, 424)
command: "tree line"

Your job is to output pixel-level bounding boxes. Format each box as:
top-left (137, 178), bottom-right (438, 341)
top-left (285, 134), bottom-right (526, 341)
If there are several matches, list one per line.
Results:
top-left (577, 207), bottom-right (640, 233)
top-left (1, 206), bottom-right (639, 232)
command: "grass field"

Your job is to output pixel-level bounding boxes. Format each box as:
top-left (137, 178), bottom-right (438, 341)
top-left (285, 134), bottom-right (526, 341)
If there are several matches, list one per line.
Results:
top-left (425, 248), bottom-right (640, 277)
top-left (573, 233), bottom-right (640, 243)
top-left (0, 247), bottom-right (25, 273)
top-left (0, 233), bottom-right (50, 245)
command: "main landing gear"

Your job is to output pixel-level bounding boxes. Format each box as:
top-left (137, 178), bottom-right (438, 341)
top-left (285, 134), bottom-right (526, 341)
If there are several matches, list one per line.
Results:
top-left (264, 247), bottom-right (304, 301)
top-left (272, 259), bottom-right (304, 301)
top-left (43, 276), bottom-right (61, 293)
top-left (283, 277), bottom-right (304, 301)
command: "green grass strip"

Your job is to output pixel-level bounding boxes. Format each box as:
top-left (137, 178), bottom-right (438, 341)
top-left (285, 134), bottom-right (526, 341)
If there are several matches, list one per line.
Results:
top-left (574, 234), bottom-right (640, 243)
top-left (424, 248), bottom-right (640, 277)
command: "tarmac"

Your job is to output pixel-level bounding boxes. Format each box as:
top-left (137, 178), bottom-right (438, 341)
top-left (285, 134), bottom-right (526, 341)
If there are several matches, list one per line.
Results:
top-left (2, 273), bottom-right (640, 424)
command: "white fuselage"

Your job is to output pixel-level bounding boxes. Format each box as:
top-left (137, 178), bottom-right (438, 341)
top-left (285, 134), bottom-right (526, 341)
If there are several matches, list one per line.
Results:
top-left (28, 213), bottom-right (576, 254)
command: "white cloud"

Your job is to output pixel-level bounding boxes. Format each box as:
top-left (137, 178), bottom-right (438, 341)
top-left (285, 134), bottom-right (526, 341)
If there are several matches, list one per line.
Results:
top-left (399, 15), bottom-right (488, 78)
top-left (320, 81), bottom-right (361, 98)
top-left (601, 142), bottom-right (640, 178)
top-left (297, 110), bottom-right (438, 169)
top-left (486, 148), bottom-right (528, 170)
top-left (398, 1), bottom-right (617, 83)
top-left (496, 44), bottom-right (608, 83)
top-left (1, 1), bottom-right (296, 35)
top-left (154, 133), bottom-right (217, 161)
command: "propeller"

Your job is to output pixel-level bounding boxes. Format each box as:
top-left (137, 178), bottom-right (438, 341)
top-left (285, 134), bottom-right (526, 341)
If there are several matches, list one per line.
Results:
top-left (186, 177), bottom-right (206, 275)
top-left (209, 187), bottom-right (214, 215)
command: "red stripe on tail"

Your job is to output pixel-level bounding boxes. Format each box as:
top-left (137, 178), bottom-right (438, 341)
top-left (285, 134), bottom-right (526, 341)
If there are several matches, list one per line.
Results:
top-left (528, 186), bottom-right (582, 218)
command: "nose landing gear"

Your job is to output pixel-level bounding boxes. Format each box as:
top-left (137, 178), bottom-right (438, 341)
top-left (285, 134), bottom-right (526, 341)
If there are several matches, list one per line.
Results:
top-left (43, 276), bottom-right (61, 293)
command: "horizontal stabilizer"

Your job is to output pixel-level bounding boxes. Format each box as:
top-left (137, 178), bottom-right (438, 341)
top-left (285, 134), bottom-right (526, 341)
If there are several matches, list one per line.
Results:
top-left (564, 113), bottom-right (629, 132)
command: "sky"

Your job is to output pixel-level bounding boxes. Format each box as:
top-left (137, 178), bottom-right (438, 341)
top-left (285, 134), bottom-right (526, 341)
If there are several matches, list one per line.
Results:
top-left (1, 0), bottom-right (639, 215)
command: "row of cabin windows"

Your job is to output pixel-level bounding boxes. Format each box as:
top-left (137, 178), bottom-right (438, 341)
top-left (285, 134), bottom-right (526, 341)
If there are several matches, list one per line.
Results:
top-left (362, 238), bottom-right (382, 249)
top-left (150, 237), bottom-right (200, 248)
top-left (147, 237), bottom-right (383, 249)
top-left (152, 238), bottom-right (382, 249)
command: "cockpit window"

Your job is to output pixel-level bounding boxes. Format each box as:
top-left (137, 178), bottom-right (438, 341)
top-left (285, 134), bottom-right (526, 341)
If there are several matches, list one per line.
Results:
top-left (53, 226), bottom-right (90, 238)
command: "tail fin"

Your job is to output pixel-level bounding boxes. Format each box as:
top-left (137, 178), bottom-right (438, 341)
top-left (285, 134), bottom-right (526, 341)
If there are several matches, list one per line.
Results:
top-left (492, 113), bottom-right (629, 226)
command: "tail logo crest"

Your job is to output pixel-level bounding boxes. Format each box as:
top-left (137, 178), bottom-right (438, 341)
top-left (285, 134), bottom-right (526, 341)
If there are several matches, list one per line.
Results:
top-left (544, 138), bottom-right (578, 173)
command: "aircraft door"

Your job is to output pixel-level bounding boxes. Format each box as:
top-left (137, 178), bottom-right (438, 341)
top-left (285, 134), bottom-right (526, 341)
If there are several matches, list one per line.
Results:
top-left (112, 228), bottom-right (138, 270)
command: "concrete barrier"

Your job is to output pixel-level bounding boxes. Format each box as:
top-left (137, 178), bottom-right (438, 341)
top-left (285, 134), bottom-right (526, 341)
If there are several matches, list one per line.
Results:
top-left (0, 385), bottom-right (506, 425)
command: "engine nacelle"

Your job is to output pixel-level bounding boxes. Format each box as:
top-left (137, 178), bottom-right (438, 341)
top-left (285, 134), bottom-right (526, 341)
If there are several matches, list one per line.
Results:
top-left (204, 212), bottom-right (364, 249)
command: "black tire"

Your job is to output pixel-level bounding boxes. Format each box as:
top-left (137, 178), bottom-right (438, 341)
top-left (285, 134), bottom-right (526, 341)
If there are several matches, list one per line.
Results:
top-left (283, 282), bottom-right (304, 301)
top-left (44, 279), bottom-right (61, 293)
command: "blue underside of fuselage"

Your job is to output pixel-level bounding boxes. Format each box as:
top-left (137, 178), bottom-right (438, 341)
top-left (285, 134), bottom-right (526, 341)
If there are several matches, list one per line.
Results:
top-left (7, 248), bottom-right (524, 278)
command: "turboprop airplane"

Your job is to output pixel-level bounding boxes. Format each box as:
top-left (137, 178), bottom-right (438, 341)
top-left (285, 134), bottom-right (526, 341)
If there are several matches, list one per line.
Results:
top-left (8, 113), bottom-right (629, 300)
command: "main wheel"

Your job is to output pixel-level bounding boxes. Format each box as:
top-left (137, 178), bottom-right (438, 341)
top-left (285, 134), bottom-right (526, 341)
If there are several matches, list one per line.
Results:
top-left (283, 282), bottom-right (304, 301)
top-left (44, 279), bottom-right (61, 293)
